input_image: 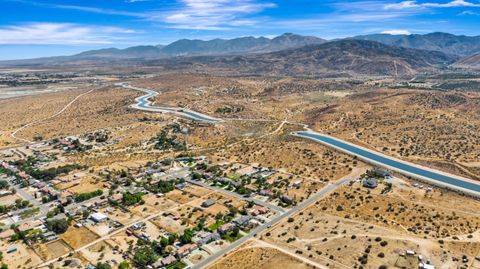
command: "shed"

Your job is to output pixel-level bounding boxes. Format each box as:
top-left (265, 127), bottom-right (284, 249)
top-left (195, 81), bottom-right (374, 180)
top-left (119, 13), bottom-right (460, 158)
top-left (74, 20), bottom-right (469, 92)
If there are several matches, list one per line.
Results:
top-left (363, 178), bottom-right (378, 189)
top-left (90, 212), bottom-right (108, 223)
top-left (201, 199), bottom-right (216, 208)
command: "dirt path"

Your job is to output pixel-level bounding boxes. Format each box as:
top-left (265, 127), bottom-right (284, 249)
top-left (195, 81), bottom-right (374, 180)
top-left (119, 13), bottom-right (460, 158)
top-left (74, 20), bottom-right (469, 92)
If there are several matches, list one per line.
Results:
top-left (10, 88), bottom-right (96, 143)
top-left (249, 239), bottom-right (343, 269)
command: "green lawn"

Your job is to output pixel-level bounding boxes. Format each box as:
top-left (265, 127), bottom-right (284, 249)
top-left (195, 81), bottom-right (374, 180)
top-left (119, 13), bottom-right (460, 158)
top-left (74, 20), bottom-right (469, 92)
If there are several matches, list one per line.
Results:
top-left (208, 220), bottom-right (224, 231)
top-left (222, 231), bottom-right (243, 243)
top-left (20, 207), bottom-right (40, 219)
top-left (166, 261), bottom-right (187, 269)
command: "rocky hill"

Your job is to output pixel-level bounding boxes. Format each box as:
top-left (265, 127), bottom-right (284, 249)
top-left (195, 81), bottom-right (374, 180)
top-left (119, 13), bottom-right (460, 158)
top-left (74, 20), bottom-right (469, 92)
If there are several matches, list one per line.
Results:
top-left (453, 52), bottom-right (480, 68)
top-left (353, 32), bottom-right (480, 56)
top-left (64, 33), bottom-right (326, 60)
top-left (153, 39), bottom-right (456, 77)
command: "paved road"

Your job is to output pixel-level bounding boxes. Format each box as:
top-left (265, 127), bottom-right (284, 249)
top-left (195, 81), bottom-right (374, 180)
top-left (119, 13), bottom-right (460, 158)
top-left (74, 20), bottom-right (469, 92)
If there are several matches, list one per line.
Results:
top-left (37, 194), bottom-right (209, 268)
top-left (121, 81), bottom-right (479, 198)
top-left (294, 131), bottom-right (480, 198)
top-left (191, 177), bottom-right (351, 269)
top-left (185, 178), bottom-right (285, 214)
top-left (6, 183), bottom-right (51, 221)
top-left (11, 194), bottom-right (104, 225)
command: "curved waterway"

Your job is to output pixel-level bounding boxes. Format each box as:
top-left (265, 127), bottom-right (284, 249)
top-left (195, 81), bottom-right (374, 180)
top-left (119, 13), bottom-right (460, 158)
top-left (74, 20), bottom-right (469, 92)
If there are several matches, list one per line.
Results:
top-left (120, 82), bottom-right (480, 197)
top-left (118, 83), bottom-right (222, 123)
top-left (293, 131), bottom-right (480, 197)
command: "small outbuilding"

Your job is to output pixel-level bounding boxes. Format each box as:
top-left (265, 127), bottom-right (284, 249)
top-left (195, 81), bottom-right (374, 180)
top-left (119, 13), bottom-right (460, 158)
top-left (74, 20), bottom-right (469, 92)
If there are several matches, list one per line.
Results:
top-left (201, 199), bottom-right (216, 208)
top-left (90, 212), bottom-right (108, 223)
top-left (363, 178), bottom-right (378, 189)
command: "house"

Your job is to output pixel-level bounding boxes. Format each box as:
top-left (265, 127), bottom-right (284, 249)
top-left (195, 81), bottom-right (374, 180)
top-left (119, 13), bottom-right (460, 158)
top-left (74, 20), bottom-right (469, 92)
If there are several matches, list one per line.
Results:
top-left (90, 212), bottom-right (108, 223)
top-left (175, 243), bottom-right (197, 258)
top-left (233, 215), bottom-right (252, 227)
top-left (280, 195), bottom-right (293, 204)
top-left (201, 199), bottom-right (216, 208)
top-left (245, 219), bottom-right (262, 229)
top-left (374, 168), bottom-right (390, 178)
top-left (245, 185), bottom-right (258, 193)
top-left (218, 223), bottom-right (236, 234)
top-left (250, 206), bottom-right (269, 216)
top-left (193, 231), bottom-right (220, 246)
top-left (153, 255), bottom-right (177, 268)
top-left (292, 180), bottom-right (302, 188)
top-left (259, 189), bottom-right (274, 197)
top-left (363, 178), bottom-right (378, 189)
top-left (18, 171), bottom-right (30, 180)
top-left (175, 183), bottom-right (186, 189)
top-left (217, 177), bottom-right (240, 188)
top-left (17, 220), bottom-right (43, 232)
top-left (235, 165), bottom-right (259, 177)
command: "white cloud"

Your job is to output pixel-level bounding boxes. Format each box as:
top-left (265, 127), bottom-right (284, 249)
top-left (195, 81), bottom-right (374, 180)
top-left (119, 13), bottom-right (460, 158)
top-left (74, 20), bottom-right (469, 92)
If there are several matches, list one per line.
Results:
top-left (459, 9), bottom-right (480, 14)
top-left (18, 0), bottom-right (276, 31)
top-left (385, 0), bottom-right (480, 10)
top-left (423, 0), bottom-right (480, 7)
top-left (381, 29), bottom-right (412, 35)
top-left (0, 23), bottom-right (135, 45)
top-left (156, 0), bottom-right (276, 30)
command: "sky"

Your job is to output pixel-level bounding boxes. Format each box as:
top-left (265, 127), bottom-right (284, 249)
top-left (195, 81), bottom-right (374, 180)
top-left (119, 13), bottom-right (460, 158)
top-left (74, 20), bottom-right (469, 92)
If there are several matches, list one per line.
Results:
top-left (1, 0), bottom-right (480, 60)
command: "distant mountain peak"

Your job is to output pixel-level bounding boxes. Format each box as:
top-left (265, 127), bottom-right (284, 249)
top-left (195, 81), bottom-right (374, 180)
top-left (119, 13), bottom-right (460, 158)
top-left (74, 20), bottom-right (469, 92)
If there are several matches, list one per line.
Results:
top-left (72, 33), bottom-right (326, 59)
top-left (353, 32), bottom-right (480, 56)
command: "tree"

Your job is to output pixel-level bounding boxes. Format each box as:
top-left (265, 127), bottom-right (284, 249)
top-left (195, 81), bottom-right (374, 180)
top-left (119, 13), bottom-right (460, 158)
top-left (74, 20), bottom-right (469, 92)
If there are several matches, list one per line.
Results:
top-left (168, 234), bottom-right (177, 245)
top-left (231, 227), bottom-right (240, 237)
top-left (180, 229), bottom-right (193, 244)
top-left (160, 237), bottom-right (169, 247)
top-left (122, 192), bottom-right (144, 206)
top-left (118, 261), bottom-right (130, 269)
top-left (96, 263), bottom-right (111, 269)
top-left (0, 181), bottom-right (9, 189)
top-left (133, 246), bottom-right (157, 268)
top-left (46, 218), bottom-right (69, 234)
top-left (74, 190), bottom-right (103, 202)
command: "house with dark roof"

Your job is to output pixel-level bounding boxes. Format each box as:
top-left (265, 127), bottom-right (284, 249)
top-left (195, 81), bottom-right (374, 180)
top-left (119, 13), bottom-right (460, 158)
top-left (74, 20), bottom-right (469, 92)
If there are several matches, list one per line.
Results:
top-left (363, 178), bottom-right (378, 189)
top-left (201, 199), bottom-right (216, 208)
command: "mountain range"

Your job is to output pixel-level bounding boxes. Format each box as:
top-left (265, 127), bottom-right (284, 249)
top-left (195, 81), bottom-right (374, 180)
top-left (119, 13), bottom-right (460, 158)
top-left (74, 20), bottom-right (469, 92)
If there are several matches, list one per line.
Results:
top-left (1, 32), bottom-right (479, 71)
top-left (352, 32), bottom-right (480, 57)
top-left (55, 32), bottom-right (480, 61)
top-left (147, 39), bottom-right (456, 77)
top-left (453, 52), bottom-right (480, 68)
top-left (74, 33), bottom-right (326, 59)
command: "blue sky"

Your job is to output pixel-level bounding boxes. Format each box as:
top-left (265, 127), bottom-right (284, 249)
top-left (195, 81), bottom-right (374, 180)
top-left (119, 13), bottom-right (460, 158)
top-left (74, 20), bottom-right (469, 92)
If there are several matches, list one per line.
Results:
top-left (1, 0), bottom-right (480, 60)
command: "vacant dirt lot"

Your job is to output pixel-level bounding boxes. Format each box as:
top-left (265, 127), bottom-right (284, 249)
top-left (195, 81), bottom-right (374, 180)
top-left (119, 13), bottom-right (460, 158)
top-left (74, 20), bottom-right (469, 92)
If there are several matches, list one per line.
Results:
top-left (33, 239), bottom-right (71, 261)
top-left (0, 241), bottom-right (43, 268)
top-left (208, 244), bottom-right (312, 269)
top-left (315, 181), bottom-right (480, 238)
top-left (61, 226), bottom-right (100, 249)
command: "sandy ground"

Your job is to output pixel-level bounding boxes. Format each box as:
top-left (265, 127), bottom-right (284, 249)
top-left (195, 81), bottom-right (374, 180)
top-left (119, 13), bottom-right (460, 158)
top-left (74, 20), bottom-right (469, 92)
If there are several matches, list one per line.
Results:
top-left (61, 226), bottom-right (100, 249)
top-left (80, 240), bottom-right (125, 266)
top-left (33, 239), bottom-right (71, 261)
top-left (0, 241), bottom-right (43, 268)
top-left (208, 242), bottom-right (313, 269)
